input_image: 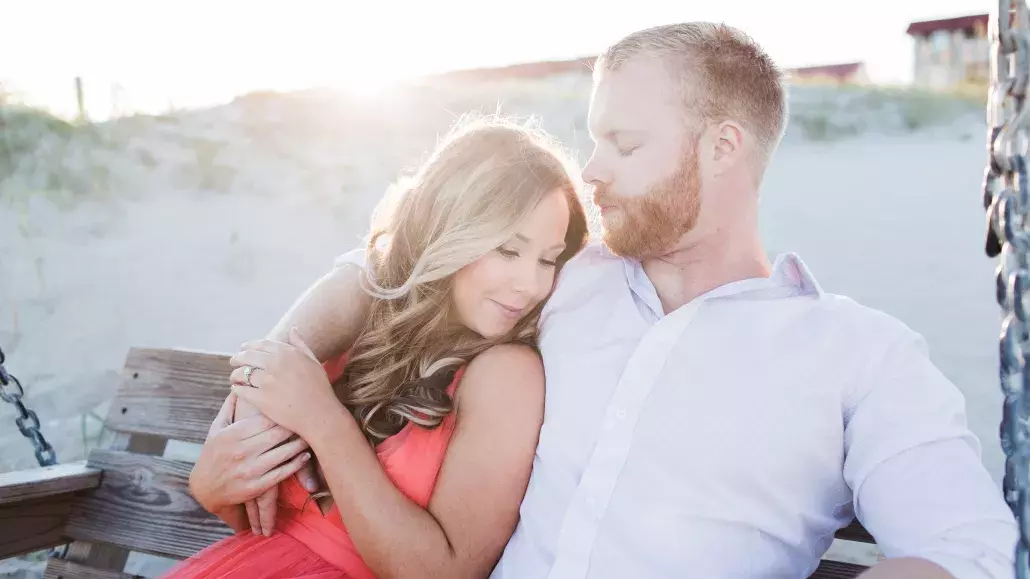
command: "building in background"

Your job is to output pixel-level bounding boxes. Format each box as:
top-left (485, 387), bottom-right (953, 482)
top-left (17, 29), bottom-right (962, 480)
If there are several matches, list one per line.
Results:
top-left (906, 13), bottom-right (989, 89)
top-left (786, 62), bottom-right (870, 85)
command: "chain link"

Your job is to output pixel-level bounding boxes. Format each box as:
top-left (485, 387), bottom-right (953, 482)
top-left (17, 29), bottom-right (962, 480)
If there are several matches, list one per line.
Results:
top-left (0, 345), bottom-right (57, 467)
top-left (986, 1), bottom-right (1030, 576)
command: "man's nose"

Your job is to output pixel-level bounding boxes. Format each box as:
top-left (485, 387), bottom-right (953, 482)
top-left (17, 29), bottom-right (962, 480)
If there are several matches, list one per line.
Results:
top-left (582, 151), bottom-right (611, 187)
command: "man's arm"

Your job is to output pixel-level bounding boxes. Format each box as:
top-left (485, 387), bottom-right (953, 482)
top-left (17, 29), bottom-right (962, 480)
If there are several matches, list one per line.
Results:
top-left (252, 248), bottom-right (371, 370)
top-left (233, 254), bottom-right (370, 416)
top-left (265, 255), bottom-right (373, 362)
top-left (843, 329), bottom-right (1017, 579)
top-left (234, 251), bottom-right (373, 421)
top-left (857, 558), bottom-right (954, 579)
top-left (234, 250), bottom-right (374, 534)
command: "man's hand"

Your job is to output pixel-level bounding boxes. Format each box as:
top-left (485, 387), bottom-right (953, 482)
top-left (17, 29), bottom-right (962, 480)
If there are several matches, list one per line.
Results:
top-left (230, 259), bottom-right (372, 533)
top-left (231, 392), bottom-right (322, 536)
top-left (189, 392), bottom-right (313, 535)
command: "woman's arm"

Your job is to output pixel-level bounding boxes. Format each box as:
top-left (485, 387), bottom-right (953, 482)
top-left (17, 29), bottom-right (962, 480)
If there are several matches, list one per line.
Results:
top-left (305, 343), bottom-right (545, 579)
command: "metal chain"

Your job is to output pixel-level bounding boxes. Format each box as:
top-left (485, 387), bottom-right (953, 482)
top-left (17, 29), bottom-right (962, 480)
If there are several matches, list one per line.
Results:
top-left (985, 1), bottom-right (1030, 577)
top-left (0, 345), bottom-right (57, 467)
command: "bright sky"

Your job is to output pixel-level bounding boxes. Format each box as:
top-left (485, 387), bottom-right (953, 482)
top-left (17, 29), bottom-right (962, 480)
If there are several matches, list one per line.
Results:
top-left (1, 0), bottom-right (994, 118)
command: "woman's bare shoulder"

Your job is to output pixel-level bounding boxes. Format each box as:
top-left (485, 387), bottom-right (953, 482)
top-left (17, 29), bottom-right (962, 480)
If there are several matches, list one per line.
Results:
top-left (455, 343), bottom-right (544, 422)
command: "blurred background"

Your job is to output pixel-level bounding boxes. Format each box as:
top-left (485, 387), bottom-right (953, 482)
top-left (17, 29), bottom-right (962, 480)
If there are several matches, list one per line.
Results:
top-left (0, 0), bottom-right (1011, 575)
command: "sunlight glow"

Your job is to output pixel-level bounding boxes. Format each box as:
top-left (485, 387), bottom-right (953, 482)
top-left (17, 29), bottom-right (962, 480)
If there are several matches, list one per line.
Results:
top-left (0, 0), bottom-right (996, 119)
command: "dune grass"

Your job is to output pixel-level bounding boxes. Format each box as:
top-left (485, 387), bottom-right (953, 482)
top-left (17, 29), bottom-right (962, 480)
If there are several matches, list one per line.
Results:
top-left (0, 78), bottom-right (988, 211)
top-left (783, 78), bottom-right (985, 141)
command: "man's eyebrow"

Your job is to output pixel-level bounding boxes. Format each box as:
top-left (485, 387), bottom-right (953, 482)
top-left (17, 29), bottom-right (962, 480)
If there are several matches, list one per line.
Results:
top-left (605, 129), bottom-right (645, 140)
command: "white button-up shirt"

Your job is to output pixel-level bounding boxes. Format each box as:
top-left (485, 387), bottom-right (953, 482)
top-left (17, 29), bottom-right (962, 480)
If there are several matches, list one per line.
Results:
top-left (338, 242), bottom-right (1017, 578)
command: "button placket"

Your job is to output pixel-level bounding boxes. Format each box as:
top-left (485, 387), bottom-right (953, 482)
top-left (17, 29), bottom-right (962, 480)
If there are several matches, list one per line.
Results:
top-left (546, 301), bottom-right (705, 579)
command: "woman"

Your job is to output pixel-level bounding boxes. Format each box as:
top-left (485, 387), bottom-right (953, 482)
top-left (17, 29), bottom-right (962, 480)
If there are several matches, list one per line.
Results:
top-left (166, 115), bottom-right (589, 579)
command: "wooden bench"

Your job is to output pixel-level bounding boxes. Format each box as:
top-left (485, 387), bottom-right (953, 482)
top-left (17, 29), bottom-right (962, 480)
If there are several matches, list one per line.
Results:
top-left (0, 347), bottom-right (879, 578)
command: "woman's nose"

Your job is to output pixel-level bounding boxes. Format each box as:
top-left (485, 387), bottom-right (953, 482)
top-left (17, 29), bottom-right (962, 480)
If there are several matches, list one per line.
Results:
top-left (510, 259), bottom-right (541, 296)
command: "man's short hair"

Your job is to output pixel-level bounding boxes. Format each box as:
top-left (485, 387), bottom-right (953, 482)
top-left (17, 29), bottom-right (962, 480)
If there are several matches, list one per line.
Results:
top-left (596, 22), bottom-right (789, 174)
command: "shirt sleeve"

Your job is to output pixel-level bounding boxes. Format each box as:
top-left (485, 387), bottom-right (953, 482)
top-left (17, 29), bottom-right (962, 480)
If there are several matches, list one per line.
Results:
top-left (842, 329), bottom-right (1018, 579)
top-left (333, 246), bottom-right (367, 269)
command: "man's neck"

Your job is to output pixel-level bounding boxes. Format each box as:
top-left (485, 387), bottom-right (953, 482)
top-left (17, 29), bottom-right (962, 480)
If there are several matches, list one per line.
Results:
top-left (642, 226), bottom-right (771, 314)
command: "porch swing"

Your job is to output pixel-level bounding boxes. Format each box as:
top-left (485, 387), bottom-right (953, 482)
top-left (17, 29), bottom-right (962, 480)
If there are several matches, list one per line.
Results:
top-left (0, 2), bottom-right (1028, 578)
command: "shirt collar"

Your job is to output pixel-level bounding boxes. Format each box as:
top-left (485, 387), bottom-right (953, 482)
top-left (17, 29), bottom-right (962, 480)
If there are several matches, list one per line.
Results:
top-left (616, 250), bottom-right (824, 319)
top-left (768, 252), bottom-right (824, 298)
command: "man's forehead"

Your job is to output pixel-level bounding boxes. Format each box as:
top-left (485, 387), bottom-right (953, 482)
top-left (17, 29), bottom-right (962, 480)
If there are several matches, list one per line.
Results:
top-left (589, 58), bottom-right (681, 133)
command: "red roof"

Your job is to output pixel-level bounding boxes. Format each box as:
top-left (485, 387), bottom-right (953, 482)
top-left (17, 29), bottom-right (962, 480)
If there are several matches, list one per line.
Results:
top-left (906, 14), bottom-right (988, 36)
top-left (788, 62), bottom-right (865, 80)
top-left (426, 56), bottom-right (596, 83)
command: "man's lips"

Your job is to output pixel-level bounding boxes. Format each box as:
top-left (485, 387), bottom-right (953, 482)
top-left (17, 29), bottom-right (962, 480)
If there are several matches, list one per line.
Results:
top-left (594, 197), bottom-right (614, 213)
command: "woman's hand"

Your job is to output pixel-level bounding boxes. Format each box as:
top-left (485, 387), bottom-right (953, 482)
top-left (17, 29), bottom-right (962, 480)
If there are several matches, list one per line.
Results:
top-left (229, 328), bottom-right (342, 439)
top-left (189, 392), bottom-right (312, 528)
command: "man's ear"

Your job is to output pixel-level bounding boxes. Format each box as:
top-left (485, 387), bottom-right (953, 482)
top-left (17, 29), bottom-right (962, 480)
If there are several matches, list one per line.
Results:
top-left (713, 121), bottom-right (744, 162)
top-left (700, 121), bottom-right (746, 178)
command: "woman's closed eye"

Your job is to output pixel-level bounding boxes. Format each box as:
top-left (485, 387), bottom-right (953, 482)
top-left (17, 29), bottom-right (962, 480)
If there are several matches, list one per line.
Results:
top-left (497, 247), bottom-right (558, 268)
top-left (497, 247), bottom-right (520, 260)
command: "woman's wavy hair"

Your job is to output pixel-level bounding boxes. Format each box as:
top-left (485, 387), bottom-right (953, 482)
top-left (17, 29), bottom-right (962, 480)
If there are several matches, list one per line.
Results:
top-left (335, 114), bottom-right (589, 445)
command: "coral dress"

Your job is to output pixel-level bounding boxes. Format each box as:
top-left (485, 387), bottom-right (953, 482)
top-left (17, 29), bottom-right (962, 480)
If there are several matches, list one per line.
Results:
top-left (162, 353), bottom-right (465, 579)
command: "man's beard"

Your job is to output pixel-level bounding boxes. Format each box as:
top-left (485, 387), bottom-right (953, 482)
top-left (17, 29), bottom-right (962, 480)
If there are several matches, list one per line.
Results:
top-left (594, 150), bottom-right (702, 259)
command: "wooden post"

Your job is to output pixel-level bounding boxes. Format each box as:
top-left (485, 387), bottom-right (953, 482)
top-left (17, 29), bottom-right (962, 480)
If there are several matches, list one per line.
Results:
top-left (74, 77), bottom-right (87, 123)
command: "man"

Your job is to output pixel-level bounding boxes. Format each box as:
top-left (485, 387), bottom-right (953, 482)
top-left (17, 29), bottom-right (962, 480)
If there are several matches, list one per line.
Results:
top-left (196, 22), bottom-right (1017, 578)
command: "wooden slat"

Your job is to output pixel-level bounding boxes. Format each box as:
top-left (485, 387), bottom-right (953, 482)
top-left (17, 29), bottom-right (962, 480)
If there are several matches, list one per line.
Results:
top-left (63, 449), bottom-right (233, 559)
top-left (0, 493), bottom-right (76, 559)
top-left (0, 461), bottom-right (101, 506)
top-left (809, 559), bottom-right (869, 579)
top-left (43, 559), bottom-right (140, 579)
top-left (103, 348), bottom-right (232, 443)
top-left (57, 433), bottom-right (170, 574)
top-left (0, 461), bottom-right (102, 560)
top-left (835, 520), bottom-right (875, 543)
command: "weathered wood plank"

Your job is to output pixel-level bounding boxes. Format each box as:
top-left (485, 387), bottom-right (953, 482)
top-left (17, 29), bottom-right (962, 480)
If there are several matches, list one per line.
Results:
top-left (0, 461), bottom-right (101, 506)
top-left (64, 449), bottom-right (234, 560)
top-left (0, 493), bottom-right (75, 559)
top-left (835, 520), bottom-right (874, 544)
top-left (58, 433), bottom-right (170, 573)
top-left (102, 348), bottom-right (232, 444)
top-left (809, 559), bottom-right (868, 579)
top-left (43, 559), bottom-right (141, 579)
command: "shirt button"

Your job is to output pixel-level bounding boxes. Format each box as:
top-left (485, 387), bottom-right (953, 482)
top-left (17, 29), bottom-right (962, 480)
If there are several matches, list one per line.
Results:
top-left (616, 409), bottom-right (626, 419)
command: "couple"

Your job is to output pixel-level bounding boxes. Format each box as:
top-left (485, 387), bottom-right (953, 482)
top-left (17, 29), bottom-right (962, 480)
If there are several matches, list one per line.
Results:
top-left (165, 21), bottom-right (1016, 579)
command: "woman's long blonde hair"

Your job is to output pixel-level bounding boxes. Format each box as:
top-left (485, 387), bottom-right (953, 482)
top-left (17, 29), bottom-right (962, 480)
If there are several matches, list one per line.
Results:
top-left (335, 114), bottom-right (589, 445)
